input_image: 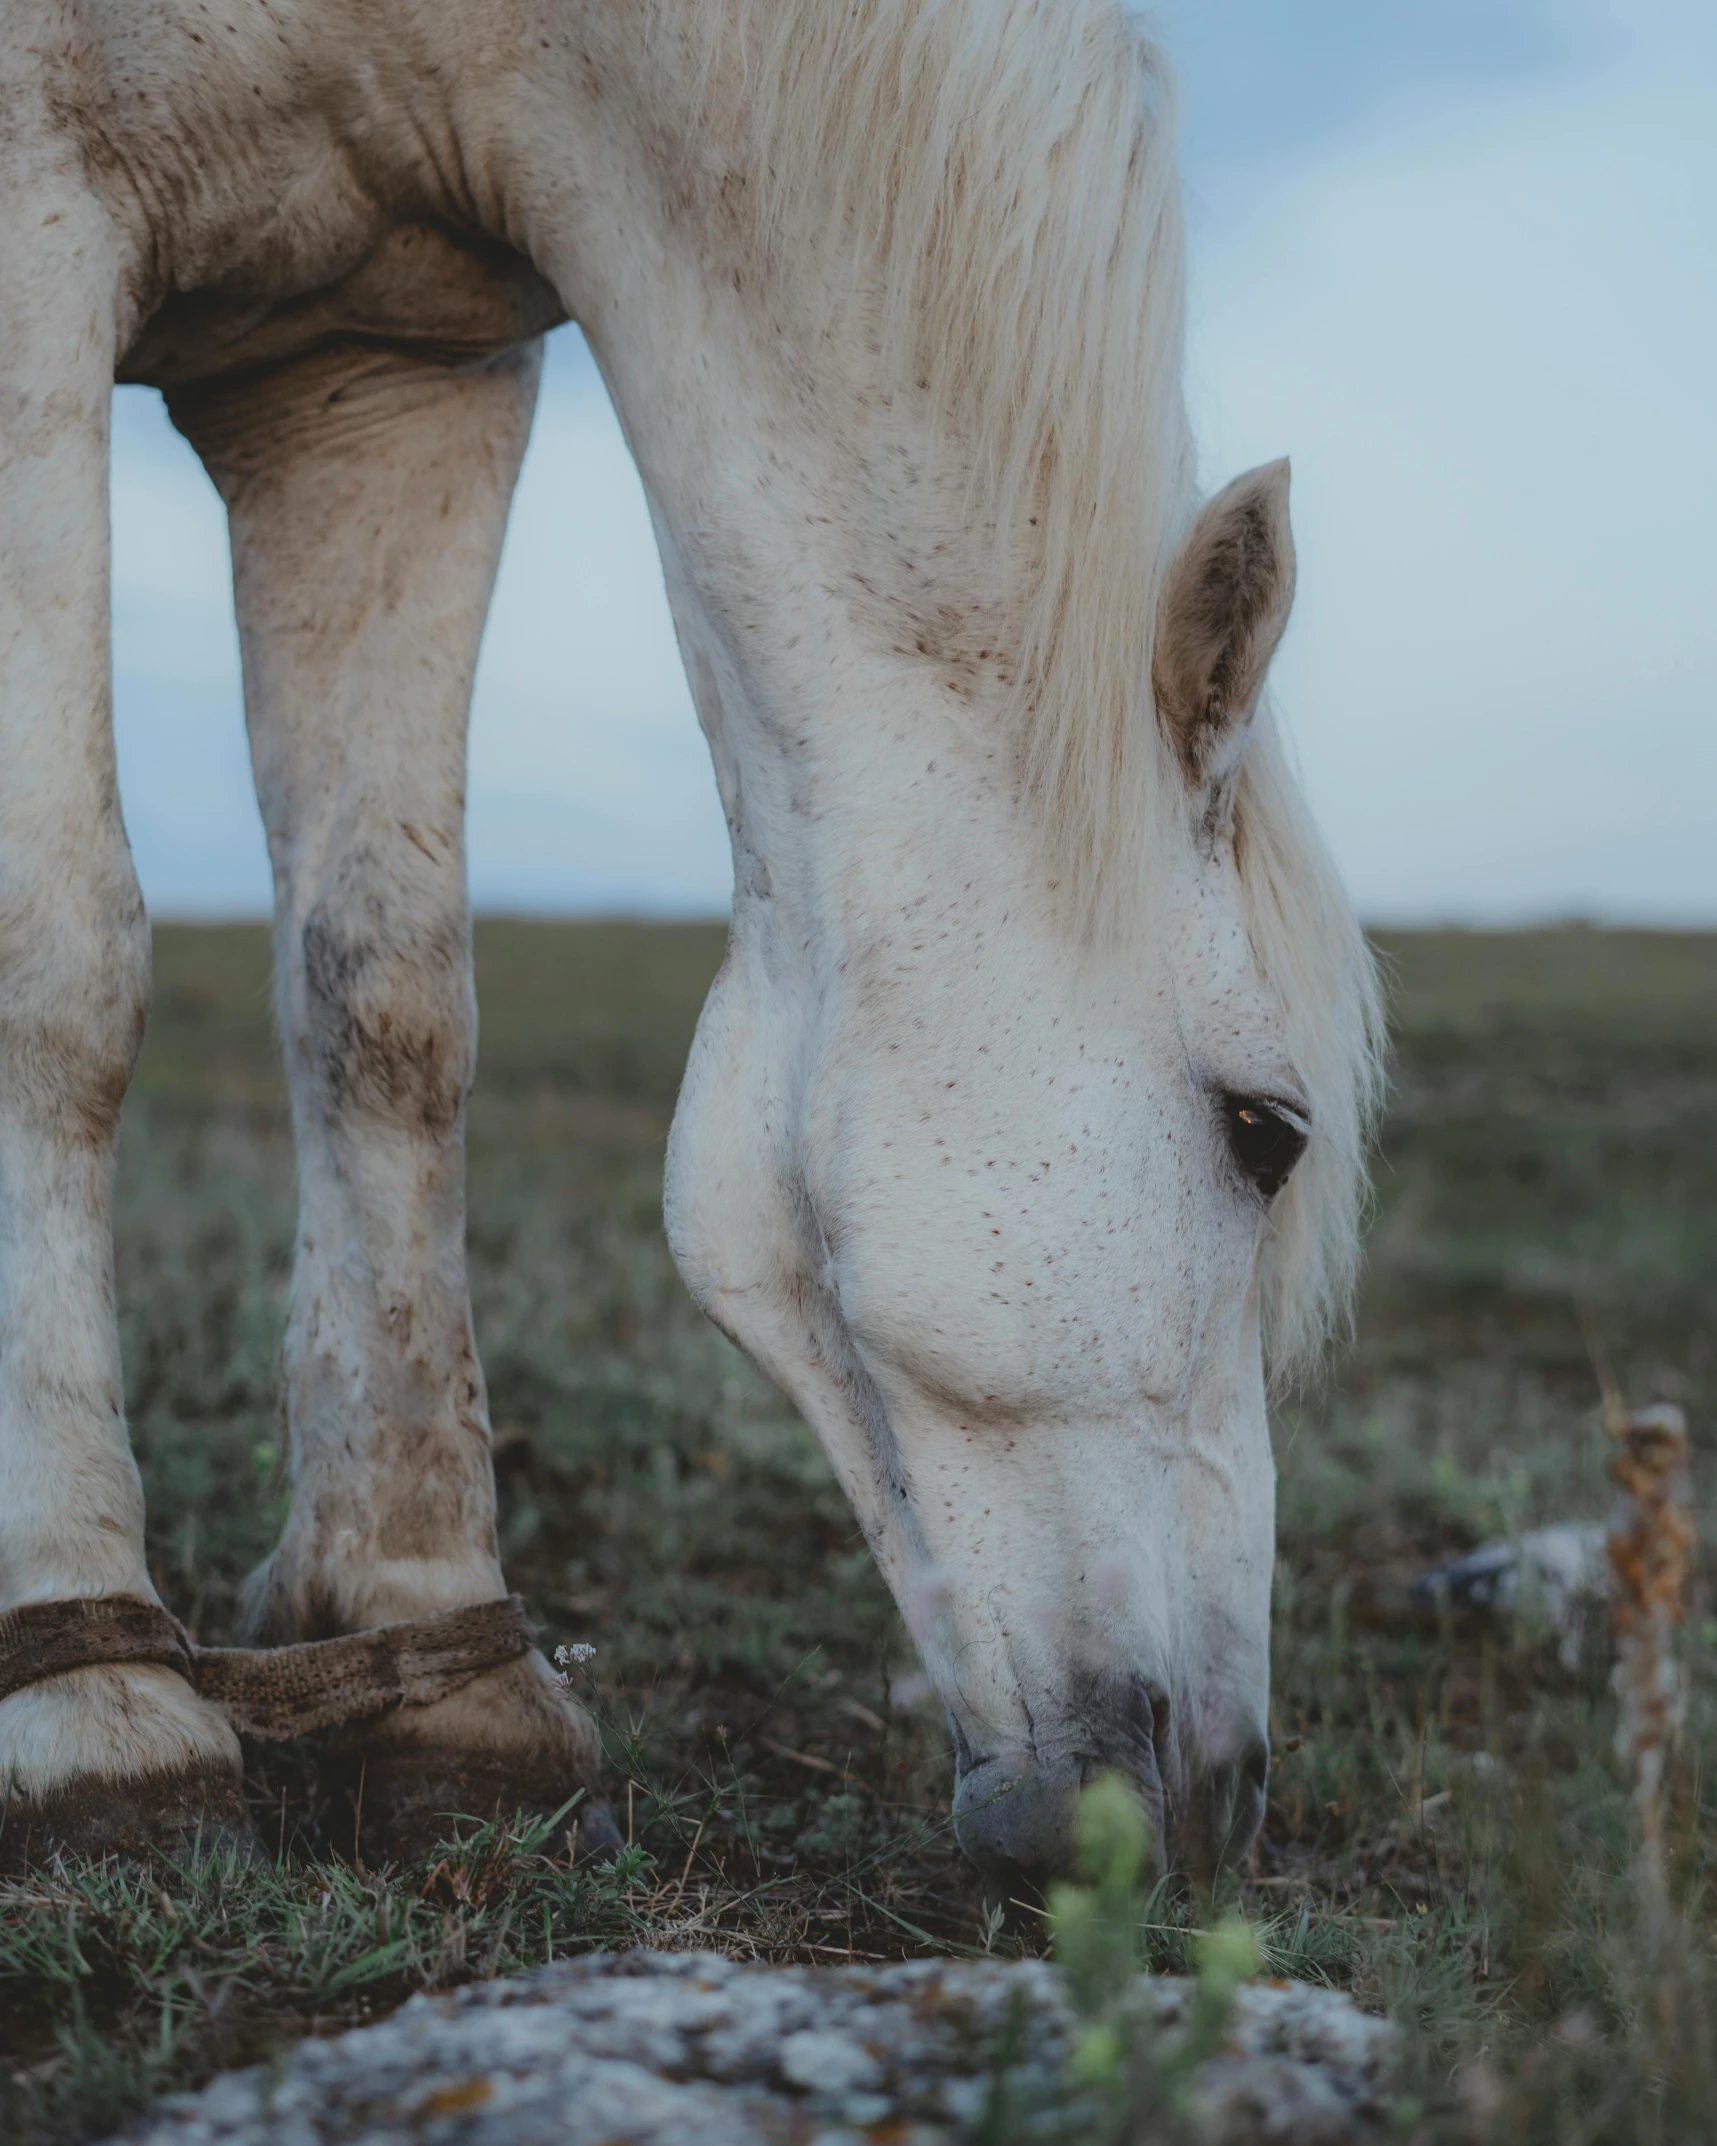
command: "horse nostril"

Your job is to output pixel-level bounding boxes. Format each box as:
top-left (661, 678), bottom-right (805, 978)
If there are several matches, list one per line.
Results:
top-left (1108, 1674), bottom-right (1172, 1766)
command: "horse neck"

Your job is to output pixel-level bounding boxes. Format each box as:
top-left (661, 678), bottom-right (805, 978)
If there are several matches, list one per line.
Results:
top-left (475, 19), bottom-right (1031, 945)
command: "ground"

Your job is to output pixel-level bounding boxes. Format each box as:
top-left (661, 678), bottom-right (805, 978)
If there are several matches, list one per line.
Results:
top-left (2, 923), bottom-right (1713, 2143)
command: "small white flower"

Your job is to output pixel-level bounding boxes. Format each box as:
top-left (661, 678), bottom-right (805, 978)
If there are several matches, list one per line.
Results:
top-left (554, 1641), bottom-right (597, 1668)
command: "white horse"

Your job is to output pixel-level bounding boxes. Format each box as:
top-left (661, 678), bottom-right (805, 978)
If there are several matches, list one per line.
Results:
top-left (0, 0), bottom-right (1380, 1886)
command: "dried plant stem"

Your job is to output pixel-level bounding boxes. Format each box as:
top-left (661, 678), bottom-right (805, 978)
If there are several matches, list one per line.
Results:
top-left (1606, 1403), bottom-right (1694, 2036)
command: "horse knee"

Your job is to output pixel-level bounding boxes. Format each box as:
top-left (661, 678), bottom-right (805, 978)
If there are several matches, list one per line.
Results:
top-left (294, 869), bottom-right (473, 1137)
top-left (0, 882), bottom-right (149, 1145)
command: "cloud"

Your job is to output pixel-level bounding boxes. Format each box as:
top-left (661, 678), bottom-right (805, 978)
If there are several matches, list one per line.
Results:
top-left (1185, 3), bottom-right (1717, 920)
top-left (1148, 0), bottom-right (1580, 216)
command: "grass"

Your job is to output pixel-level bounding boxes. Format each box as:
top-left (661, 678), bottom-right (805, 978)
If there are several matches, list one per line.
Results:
top-left (3, 920), bottom-right (1715, 2142)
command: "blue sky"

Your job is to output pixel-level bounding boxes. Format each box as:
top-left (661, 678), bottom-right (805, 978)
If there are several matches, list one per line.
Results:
top-left (111, 0), bottom-right (1716, 921)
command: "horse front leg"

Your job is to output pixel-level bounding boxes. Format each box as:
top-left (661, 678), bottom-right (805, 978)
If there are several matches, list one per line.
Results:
top-left (0, 171), bottom-right (246, 1863)
top-left (171, 342), bottom-right (613, 1864)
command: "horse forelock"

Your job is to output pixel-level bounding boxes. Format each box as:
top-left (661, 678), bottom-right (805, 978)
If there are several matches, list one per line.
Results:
top-left (656, 0), bottom-right (1384, 1377)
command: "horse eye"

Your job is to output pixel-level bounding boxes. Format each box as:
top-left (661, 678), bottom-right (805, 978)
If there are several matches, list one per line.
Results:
top-left (1221, 1094), bottom-right (1307, 1199)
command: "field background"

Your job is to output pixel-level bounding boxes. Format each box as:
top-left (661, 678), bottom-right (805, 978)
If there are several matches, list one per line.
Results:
top-left (5, 923), bottom-right (1715, 2141)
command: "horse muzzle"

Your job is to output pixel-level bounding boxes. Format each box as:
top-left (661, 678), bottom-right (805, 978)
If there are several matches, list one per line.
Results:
top-left (949, 1683), bottom-right (1268, 1895)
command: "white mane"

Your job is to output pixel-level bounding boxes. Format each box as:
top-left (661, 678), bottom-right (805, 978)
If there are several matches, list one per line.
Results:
top-left (667, 0), bottom-right (1385, 1376)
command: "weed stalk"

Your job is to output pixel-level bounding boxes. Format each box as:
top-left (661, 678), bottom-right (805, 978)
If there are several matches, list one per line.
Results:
top-left (1606, 1403), bottom-right (1697, 2055)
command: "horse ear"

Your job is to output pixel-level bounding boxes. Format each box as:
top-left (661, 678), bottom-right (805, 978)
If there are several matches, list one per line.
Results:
top-left (1153, 459), bottom-right (1296, 792)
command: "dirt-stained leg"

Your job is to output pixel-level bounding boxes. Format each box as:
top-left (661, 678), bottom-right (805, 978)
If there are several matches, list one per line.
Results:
top-left (170, 343), bottom-right (610, 1861)
top-left (0, 147), bottom-right (246, 1861)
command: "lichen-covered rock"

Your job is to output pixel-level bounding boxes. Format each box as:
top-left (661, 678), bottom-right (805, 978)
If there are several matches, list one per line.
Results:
top-left (109, 1949), bottom-right (1395, 2145)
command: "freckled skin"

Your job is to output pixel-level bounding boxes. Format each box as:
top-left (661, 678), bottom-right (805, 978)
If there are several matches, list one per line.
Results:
top-left (0, 1), bottom-right (1307, 1873)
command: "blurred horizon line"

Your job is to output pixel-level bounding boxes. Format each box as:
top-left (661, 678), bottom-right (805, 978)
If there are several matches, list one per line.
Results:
top-left (141, 907), bottom-right (1717, 935)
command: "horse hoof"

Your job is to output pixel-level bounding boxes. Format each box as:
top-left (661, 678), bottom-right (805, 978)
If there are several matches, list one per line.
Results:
top-left (330, 1744), bottom-right (616, 1865)
top-left (0, 1761), bottom-right (259, 1874)
top-left (0, 1660), bottom-right (255, 1873)
top-left (323, 1649), bottom-right (607, 1866)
